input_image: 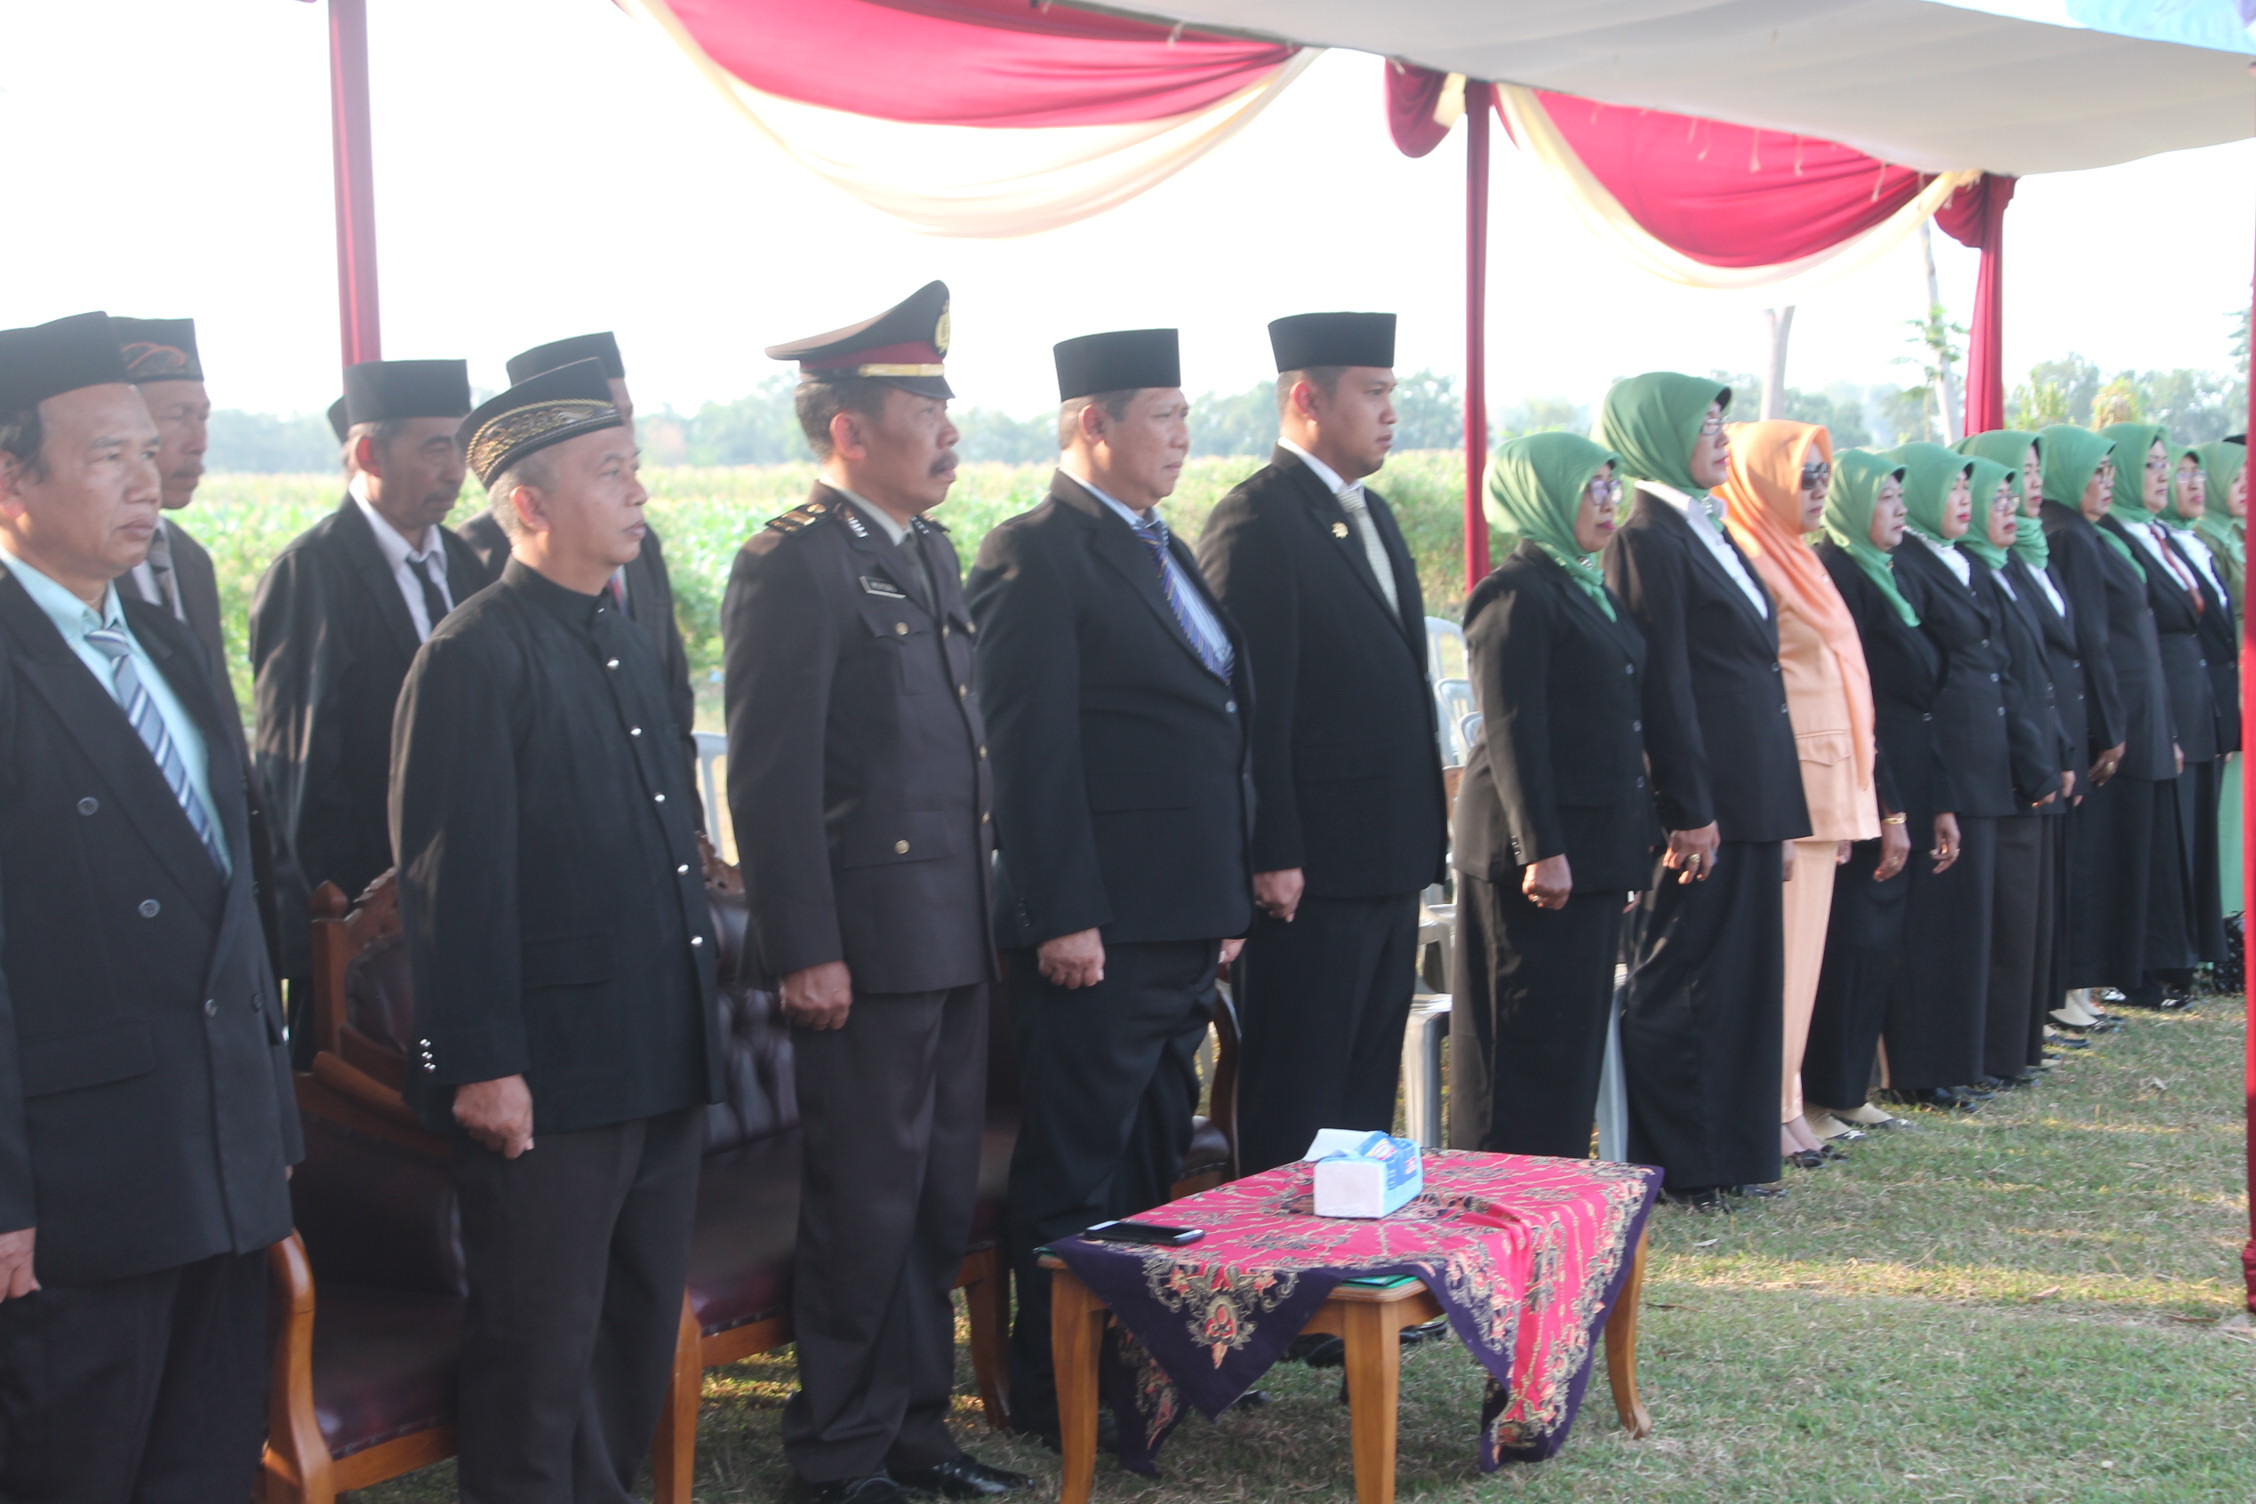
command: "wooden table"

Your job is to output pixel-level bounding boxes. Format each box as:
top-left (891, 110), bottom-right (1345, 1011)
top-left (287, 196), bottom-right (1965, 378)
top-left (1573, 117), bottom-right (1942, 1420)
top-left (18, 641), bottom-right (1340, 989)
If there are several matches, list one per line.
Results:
top-left (1046, 1226), bottom-right (1650, 1504)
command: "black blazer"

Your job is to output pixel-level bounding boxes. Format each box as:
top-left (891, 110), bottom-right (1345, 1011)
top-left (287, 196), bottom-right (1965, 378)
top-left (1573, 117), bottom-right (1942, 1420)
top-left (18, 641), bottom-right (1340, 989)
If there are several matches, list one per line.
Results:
top-left (2045, 503), bottom-right (2174, 780)
top-left (391, 562), bottom-right (722, 1136)
top-left (1602, 491), bottom-right (1809, 843)
top-left (1818, 542), bottom-right (1941, 820)
top-left (0, 575), bottom-right (299, 1285)
top-left (722, 485), bottom-right (995, 995)
top-left (2105, 516), bottom-right (2217, 764)
top-left (2173, 531), bottom-right (2243, 755)
top-left (969, 472), bottom-right (1255, 948)
top-left (1967, 557), bottom-right (2067, 809)
top-left (1195, 449), bottom-right (1445, 897)
top-left (1890, 539), bottom-right (2021, 817)
top-left (250, 498), bottom-right (496, 906)
top-left (2012, 557), bottom-right (2091, 791)
top-left (458, 508), bottom-right (700, 806)
top-left (1453, 543), bottom-right (1655, 891)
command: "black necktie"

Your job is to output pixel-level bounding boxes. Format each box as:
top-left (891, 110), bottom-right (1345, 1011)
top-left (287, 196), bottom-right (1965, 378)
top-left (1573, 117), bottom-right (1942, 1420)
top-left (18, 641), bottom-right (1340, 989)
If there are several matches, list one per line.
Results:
top-left (898, 530), bottom-right (934, 613)
top-left (405, 555), bottom-right (450, 637)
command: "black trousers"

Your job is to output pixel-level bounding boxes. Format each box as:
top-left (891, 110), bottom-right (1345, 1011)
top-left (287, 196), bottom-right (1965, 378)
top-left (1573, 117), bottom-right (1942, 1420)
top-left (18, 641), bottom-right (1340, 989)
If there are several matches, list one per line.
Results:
top-left (785, 984), bottom-right (988, 1484)
top-left (1005, 939), bottom-right (1214, 1434)
top-left (2065, 772), bottom-right (2154, 990)
top-left (1621, 840), bottom-right (1783, 1191)
top-left (1448, 874), bottom-right (1625, 1160)
top-left (1802, 835), bottom-right (1911, 1109)
top-left (452, 1107), bottom-right (704, 1504)
top-left (1884, 813), bottom-right (1998, 1090)
top-left (2143, 772), bottom-right (2200, 977)
top-left (2187, 758), bottom-right (2226, 963)
top-left (1234, 893), bottom-right (1419, 1175)
top-left (0, 1248), bottom-right (267, 1504)
top-left (1984, 816), bottom-right (2045, 1081)
top-left (2026, 815), bottom-right (2067, 1069)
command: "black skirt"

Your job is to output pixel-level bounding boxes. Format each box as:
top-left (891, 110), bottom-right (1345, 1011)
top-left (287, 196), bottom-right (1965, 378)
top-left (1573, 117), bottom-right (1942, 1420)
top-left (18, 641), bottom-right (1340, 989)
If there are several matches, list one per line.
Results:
top-left (1802, 835), bottom-right (1911, 1109)
top-left (1884, 814), bottom-right (1998, 1090)
top-left (2145, 774), bottom-right (2198, 976)
top-left (1984, 816), bottom-right (2045, 1081)
top-left (2063, 772), bottom-right (2155, 990)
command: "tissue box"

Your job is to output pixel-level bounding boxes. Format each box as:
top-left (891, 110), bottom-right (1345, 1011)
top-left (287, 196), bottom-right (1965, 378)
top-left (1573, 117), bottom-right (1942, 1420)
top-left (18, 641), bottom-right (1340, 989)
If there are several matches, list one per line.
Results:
top-left (1305, 1129), bottom-right (1424, 1219)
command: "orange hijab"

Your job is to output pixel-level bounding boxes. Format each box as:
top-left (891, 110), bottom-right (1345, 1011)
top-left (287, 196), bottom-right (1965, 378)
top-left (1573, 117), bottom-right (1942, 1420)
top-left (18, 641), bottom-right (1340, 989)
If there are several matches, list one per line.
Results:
top-left (1719, 420), bottom-right (1876, 798)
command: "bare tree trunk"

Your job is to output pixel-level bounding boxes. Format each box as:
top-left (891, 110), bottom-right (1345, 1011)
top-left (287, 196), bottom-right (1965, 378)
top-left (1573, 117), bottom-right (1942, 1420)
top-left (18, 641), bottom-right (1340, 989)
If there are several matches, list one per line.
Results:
top-left (1921, 221), bottom-right (1962, 442)
top-left (1763, 306), bottom-right (1795, 420)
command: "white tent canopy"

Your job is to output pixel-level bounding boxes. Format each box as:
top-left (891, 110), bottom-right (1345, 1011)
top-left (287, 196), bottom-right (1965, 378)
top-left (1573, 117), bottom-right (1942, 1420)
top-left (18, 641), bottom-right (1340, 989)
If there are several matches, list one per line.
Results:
top-left (1090, 0), bottom-right (2256, 174)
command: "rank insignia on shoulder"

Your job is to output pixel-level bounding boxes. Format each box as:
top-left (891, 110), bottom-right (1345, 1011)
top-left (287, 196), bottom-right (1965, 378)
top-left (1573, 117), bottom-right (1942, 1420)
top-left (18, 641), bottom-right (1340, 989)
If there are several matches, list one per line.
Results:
top-left (913, 514), bottom-right (949, 535)
top-left (1332, 521), bottom-right (1350, 538)
top-left (839, 508), bottom-right (869, 538)
top-left (765, 500), bottom-right (831, 534)
top-left (860, 576), bottom-right (907, 599)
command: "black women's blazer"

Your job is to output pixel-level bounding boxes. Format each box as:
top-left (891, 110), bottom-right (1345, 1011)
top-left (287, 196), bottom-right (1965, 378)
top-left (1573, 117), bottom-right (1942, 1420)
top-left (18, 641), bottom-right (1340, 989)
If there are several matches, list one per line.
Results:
top-left (2171, 531), bottom-right (2242, 755)
top-left (1452, 543), bottom-right (1655, 892)
top-left (2104, 516), bottom-right (2217, 764)
top-left (1967, 557), bottom-right (2066, 807)
top-left (1890, 539), bottom-right (2021, 817)
top-left (969, 472), bottom-right (1255, 949)
top-left (2044, 502), bottom-right (2173, 780)
top-left (2012, 557), bottom-right (2091, 792)
top-left (1602, 491), bottom-right (1809, 843)
top-left (1195, 448), bottom-right (1446, 897)
top-left (0, 575), bottom-right (300, 1285)
top-left (1818, 543), bottom-right (1940, 821)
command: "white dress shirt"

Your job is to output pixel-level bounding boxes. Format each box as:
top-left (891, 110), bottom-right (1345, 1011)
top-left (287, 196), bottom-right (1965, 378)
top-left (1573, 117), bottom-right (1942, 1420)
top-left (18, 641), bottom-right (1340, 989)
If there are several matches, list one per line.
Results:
top-left (1638, 480), bottom-right (1768, 617)
top-left (1279, 436), bottom-right (1400, 615)
top-left (351, 475), bottom-right (454, 642)
top-left (1064, 467), bottom-right (1235, 678)
top-left (126, 516), bottom-right (187, 621)
top-left (1913, 530), bottom-right (1973, 585)
top-left (2024, 556), bottom-right (2068, 618)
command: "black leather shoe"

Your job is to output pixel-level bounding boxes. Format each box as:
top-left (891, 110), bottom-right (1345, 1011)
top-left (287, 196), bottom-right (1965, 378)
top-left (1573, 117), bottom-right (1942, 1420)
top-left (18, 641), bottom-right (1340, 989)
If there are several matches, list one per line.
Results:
top-left (812, 1475), bottom-right (910, 1504)
top-left (1785, 1149), bottom-right (1826, 1171)
top-left (895, 1456), bottom-right (1035, 1498)
top-left (1727, 1182), bottom-right (1789, 1200)
top-left (1881, 1086), bottom-right (1981, 1112)
top-left (1662, 1185), bottom-right (1729, 1211)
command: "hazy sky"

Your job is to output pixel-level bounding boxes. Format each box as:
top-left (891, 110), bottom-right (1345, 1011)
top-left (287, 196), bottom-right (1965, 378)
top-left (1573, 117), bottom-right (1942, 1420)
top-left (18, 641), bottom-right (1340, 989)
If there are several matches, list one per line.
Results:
top-left (2, 0), bottom-right (2250, 420)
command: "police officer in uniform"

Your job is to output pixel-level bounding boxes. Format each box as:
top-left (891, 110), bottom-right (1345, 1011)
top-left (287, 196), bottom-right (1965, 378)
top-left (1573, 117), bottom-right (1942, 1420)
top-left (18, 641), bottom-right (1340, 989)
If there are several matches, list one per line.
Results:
top-left (0, 311), bottom-right (300, 1502)
top-left (458, 333), bottom-right (699, 803)
top-left (724, 284), bottom-right (1026, 1504)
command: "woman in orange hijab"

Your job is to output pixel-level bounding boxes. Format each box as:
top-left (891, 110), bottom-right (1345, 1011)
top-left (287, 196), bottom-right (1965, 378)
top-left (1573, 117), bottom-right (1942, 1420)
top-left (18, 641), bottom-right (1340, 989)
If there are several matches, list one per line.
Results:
top-left (1721, 422), bottom-right (1882, 1168)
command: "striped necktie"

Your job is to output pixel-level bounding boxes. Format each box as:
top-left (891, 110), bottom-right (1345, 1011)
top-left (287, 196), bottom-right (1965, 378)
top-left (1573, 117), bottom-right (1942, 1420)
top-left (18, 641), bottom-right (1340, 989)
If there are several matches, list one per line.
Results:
top-left (1335, 484), bottom-right (1400, 614)
top-left (82, 626), bottom-right (228, 872)
top-left (1130, 515), bottom-right (1229, 680)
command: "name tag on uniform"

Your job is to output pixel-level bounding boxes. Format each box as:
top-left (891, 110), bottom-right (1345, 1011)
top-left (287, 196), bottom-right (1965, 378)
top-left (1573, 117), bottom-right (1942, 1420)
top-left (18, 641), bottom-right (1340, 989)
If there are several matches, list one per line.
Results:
top-left (860, 576), bottom-right (907, 599)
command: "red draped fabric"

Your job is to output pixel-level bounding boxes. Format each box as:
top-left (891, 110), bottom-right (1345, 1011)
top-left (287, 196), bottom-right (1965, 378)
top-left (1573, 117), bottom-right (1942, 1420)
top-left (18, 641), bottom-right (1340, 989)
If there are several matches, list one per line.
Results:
top-left (1387, 60), bottom-right (1456, 158)
top-left (653, 0), bottom-right (1295, 127)
top-left (1937, 174), bottom-right (2019, 436)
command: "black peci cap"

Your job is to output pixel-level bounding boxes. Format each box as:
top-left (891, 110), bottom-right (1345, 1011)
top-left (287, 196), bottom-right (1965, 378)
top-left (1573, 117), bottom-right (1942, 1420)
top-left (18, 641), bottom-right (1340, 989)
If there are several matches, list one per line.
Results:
top-left (767, 281), bottom-right (952, 400)
top-left (343, 359), bottom-right (471, 426)
top-left (506, 332), bottom-right (625, 386)
top-left (113, 316), bottom-right (204, 384)
top-left (326, 397), bottom-right (350, 443)
top-left (1268, 311), bottom-right (1395, 372)
top-left (1054, 329), bottom-right (1180, 403)
top-left (458, 359), bottom-right (624, 489)
top-left (0, 311), bottom-right (132, 414)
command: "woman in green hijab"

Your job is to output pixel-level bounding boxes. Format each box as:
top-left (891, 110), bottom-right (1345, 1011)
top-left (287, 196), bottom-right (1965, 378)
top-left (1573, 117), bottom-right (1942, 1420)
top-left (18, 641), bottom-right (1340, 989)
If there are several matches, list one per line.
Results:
top-left (1596, 374), bottom-right (1814, 1202)
top-left (2096, 423), bottom-right (2218, 999)
top-left (1449, 434), bottom-right (1653, 1160)
top-left (2039, 424), bottom-right (2179, 1011)
top-left (1803, 454), bottom-right (1932, 1134)
top-left (2163, 444), bottom-right (2245, 929)
top-left (2194, 440), bottom-right (2247, 918)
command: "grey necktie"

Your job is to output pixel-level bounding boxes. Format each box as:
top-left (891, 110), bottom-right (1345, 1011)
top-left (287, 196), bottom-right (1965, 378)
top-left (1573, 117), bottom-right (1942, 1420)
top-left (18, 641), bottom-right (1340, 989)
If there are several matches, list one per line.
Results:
top-left (1336, 485), bottom-right (1400, 615)
top-left (143, 524), bottom-right (185, 621)
top-left (83, 626), bottom-right (228, 872)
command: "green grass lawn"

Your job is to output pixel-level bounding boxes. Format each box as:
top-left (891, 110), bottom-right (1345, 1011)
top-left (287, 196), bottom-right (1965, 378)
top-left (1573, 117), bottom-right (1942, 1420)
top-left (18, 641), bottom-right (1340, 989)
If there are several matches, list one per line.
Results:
top-left (356, 994), bottom-right (2255, 1503)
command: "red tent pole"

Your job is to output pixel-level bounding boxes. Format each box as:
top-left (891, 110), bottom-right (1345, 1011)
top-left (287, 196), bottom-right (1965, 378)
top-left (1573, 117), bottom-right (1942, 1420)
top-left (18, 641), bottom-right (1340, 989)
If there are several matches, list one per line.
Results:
top-left (1463, 80), bottom-right (1492, 594)
top-left (2242, 99), bottom-right (2256, 1310)
top-left (329, 0), bottom-right (381, 367)
top-left (1961, 174), bottom-right (2014, 436)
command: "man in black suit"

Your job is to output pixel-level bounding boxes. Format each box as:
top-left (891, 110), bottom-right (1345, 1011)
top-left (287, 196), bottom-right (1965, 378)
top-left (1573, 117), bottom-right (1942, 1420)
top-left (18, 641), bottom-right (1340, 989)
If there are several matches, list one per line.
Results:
top-left (112, 316), bottom-right (306, 986)
top-left (250, 359), bottom-right (487, 1018)
top-left (970, 328), bottom-right (1254, 1439)
top-left (0, 311), bottom-right (300, 1502)
top-left (726, 283), bottom-right (1025, 1504)
top-left (391, 361), bottom-right (723, 1504)
top-left (1599, 375), bottom-right (1809, 1207)
top-left (1197, 312), bottom-right (1445, 1175)
top-left (458, 333), bottom-right (700, 804)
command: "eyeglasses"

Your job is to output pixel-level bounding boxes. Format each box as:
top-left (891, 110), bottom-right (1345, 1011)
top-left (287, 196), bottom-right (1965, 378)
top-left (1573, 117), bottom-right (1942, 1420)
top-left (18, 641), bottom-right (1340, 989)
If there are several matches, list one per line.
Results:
top-left (1699, 416), bottom-right (1726, 436)
top-left (1587, 477), bottom-right (1623, 503)
top-left (1799, 463), bottom-right (1832, 490)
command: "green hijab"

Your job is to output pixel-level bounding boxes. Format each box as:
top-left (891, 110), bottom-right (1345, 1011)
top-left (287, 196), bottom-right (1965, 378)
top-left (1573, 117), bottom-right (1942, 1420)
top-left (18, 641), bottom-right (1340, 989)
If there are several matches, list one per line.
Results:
top-left (2154, 443), bottom-right (2204, 532)
top-left (1956, 428), bottom-right (2048, 571)
top-left (1484, 432), bottom-right (1619, 619)
top-left (1823, 450), bottom-right (1918, 626)
top-left (1953, 456), bottom-right (2017, 571)
top-left (2038, 425), bottom-right (2134, 566)
top-left (2196, 440), bottom-right (2246, 575)
top-left (1595, 372), bottom-right (1731, 496)
top-left (1881, 442), bottom-right (1974, 547)
top-left (2098, 422), bottom-right (2168, 531)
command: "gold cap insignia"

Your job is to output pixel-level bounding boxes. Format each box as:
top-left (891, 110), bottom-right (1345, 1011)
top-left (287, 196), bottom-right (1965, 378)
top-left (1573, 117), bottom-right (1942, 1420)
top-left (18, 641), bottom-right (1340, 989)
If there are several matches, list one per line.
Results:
top-left (1332, 521), bottom-right (1350, 538)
